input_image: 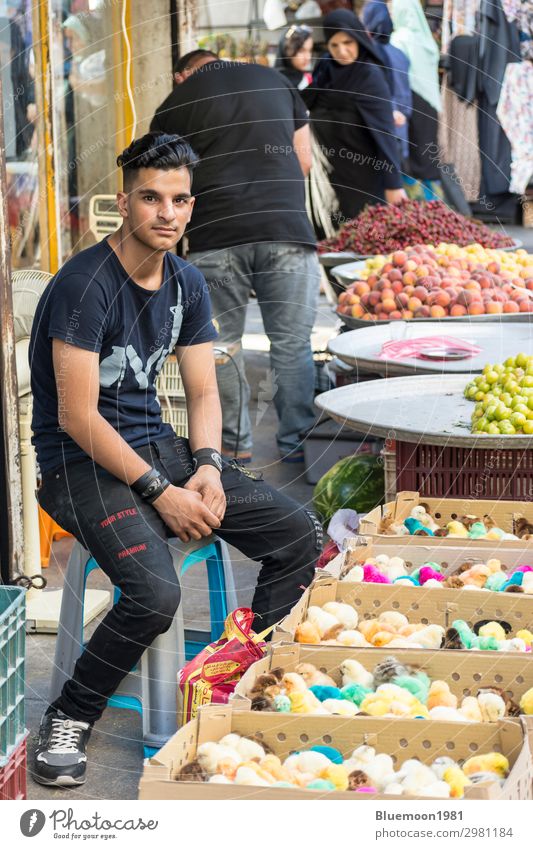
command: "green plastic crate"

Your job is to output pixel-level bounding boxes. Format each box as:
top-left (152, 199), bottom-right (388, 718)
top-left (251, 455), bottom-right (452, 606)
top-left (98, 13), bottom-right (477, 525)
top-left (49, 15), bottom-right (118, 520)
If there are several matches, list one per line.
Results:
top-left (0, 586), bottom-right (26, 763)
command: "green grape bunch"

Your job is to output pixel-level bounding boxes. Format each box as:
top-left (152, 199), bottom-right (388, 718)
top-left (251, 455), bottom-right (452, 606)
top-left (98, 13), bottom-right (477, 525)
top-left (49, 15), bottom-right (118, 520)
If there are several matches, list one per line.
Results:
top-left (464, 353), bottom-right (533, 434)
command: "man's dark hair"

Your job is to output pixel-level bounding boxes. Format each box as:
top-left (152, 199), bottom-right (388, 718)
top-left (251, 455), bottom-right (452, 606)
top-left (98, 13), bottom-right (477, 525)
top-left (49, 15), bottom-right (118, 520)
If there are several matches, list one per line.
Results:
top-left (117, 132), bottom-right (199, 189)
top-left (174, 48), bottom-right (217, 76)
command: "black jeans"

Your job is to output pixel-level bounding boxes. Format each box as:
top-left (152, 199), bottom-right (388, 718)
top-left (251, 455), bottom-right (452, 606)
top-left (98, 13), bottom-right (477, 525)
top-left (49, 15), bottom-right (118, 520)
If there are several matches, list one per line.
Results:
top-left (38, 435), bottom-right (321, 725)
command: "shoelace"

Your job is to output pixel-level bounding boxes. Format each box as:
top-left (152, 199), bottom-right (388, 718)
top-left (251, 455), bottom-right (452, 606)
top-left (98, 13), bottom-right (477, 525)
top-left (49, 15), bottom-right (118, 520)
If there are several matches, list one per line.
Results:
top-left (47, 718), bottom-right (87, 754)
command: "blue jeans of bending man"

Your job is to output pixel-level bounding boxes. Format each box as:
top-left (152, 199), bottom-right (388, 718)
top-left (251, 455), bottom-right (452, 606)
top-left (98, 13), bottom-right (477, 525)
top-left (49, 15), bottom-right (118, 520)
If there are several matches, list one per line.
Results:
top-left (188, 243), bottom-right (320, 457)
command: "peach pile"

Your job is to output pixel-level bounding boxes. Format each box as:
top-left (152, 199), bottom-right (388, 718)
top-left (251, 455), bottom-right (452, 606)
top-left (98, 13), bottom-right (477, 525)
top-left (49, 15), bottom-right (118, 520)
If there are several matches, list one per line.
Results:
top-left (337, 246), bottom-right (533, 322)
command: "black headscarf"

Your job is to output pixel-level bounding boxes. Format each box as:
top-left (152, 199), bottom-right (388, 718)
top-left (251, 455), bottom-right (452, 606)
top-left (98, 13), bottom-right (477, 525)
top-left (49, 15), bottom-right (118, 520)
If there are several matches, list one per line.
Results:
top-left (315, 9), bottom-right (386, 85)
top-left (306, 8), bottom-right (401, 184)
top-left (275, 25), bottom-right (312, 88)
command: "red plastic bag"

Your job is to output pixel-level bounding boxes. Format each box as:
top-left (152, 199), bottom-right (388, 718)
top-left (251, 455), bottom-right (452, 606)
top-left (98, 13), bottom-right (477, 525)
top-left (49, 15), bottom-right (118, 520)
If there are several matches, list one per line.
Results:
top-left (178, 608), bottom-right (267, 723)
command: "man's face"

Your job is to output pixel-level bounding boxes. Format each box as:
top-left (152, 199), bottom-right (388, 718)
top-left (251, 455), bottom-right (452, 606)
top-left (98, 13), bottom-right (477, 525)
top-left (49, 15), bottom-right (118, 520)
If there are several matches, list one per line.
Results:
top-left (118, 167), bottom-right (195, 251)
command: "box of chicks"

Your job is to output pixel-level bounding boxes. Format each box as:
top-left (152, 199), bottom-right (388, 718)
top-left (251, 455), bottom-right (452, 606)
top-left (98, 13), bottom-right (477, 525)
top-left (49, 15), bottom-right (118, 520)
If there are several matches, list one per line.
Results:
top-left (138, 703), bottom-right (533, 800)
top-left (327, 538), bottom-right (533, 596)
top-left (232, 642), bottom-right (533, 724)
top-left (361, 491), bottom-right (533, 548)
top-left (272, 552), bottom-right (533, 653)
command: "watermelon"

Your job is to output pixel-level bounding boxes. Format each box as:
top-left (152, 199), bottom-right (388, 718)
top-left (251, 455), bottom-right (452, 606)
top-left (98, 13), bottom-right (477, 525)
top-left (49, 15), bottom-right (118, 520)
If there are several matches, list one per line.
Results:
top-left (313, 454), bottom-right (384, 523)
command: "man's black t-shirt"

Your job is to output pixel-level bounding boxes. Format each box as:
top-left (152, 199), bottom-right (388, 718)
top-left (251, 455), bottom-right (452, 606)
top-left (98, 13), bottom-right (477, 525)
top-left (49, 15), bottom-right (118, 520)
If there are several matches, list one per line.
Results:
top-left (29, 239), bottom-right (217, 472)
top-left (151, 62), bottom-right (316, 253)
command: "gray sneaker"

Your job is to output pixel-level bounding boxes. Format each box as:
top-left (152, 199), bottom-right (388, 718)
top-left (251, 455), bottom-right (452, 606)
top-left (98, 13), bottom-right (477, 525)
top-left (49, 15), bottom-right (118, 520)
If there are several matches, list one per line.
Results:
top-left (33, 709), bottom-right (92, 786)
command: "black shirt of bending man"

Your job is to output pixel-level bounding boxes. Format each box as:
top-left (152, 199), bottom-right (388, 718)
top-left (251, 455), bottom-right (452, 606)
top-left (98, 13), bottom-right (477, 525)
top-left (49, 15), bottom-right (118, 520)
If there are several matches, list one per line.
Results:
top-left (151, 61), bottom-right (315, 253)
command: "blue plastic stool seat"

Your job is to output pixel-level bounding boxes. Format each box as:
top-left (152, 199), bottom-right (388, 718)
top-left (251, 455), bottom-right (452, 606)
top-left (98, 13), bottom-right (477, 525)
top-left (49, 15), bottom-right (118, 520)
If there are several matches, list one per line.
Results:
top-left (50, 536), bottom-right (237, 756)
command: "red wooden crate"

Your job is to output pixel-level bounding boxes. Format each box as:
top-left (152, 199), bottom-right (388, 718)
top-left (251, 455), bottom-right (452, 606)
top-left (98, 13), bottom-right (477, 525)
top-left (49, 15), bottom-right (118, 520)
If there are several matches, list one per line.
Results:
top-left (0, 735), bottom-right (27, 800)
top-left (395, 441), bottom-right (533, 500)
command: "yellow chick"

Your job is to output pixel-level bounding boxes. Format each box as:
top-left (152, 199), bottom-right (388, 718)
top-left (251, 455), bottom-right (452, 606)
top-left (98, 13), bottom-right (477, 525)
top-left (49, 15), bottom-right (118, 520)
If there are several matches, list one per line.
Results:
top-left (486, 558), bottom-right (502, 574)
top-left (519, 687), bottom-right (533, 715)
top-left (460, 697), bottom-right (483, 723)
top-left (406, 624), bottom-right (445, 650)
top-left (359, 695), bottom-right (391, 716)
top-left (217, 757), bottom-right (238, 780)
top-left (295, 621), bottom-right (321, 644)
top-left (285, 751), bottom-right (332, 776)
top-left (428, 681), bottom-right (458, 711)
top-left (517, 629), bottom-right (533, 647)
top-left (478, 621), bottom-right (506, 641)
top-left (409, 703), bottom-right (429, 719)
top-left (282, 672), bottom-right (308, 694)
top-left (196, 742), bottom-right (240, 775)
top-left (399, 623), bottom-right (425, 637)
top-left (336, 629), bottom-right (370, 647)
top-left (377, 684), bottom-right (418, 707)
top-left (463, 753), bottom-right (509, 778)
top-left (388, 701), bottom-right (413, 717)
top-left (320, 764), bottom-right (349, 791)
top-left (477, 692), bottom-right (506, 722)
top-left (322, 698), bottom-right (360, 716)
top-left (372, 630), bottom-right (395, 646)
top-left (379, 610), bottom-right (409, 630)
top-left (295, 662), bottom-right (336, 688)
top-left (306, 605), bottom-right (339, 637)
top-left (239, 760), bottom-right (275, 784)
top-left (461, 564), bottom-right (491, 588)
top-left (234, 765), bottom-right (271, 787)
top-left (340, 659), bottom-right (374, 689)
top-left (342, 565), bottom-right (364, 583)
top-left (447, 521), bottom-right (469, 538)
top-left (443, 766), bottom-right (471, 798)
top-left (289, 690), bottom-right (319, 714)
top-left (485, 528), bottom-right (505, 541)
top-left (358, 619), bottom-right (382, 642)
top-left (322, 601), bottom-right (358, 630)
top-left (260, 755), bottom-right (290, 783)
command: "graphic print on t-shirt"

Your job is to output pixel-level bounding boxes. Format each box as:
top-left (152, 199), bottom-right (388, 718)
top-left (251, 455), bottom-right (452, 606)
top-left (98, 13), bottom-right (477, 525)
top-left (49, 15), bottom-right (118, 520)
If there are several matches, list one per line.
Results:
top-left (99, 302), bottom-right (183, 390)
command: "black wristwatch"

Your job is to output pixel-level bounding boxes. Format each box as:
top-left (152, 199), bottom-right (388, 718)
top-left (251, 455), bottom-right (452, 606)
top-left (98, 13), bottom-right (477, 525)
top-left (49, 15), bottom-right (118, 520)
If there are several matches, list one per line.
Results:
top-left (132, 468), bottom-right (171, 504)
top-left (192, 448), bottom-right (223, 474)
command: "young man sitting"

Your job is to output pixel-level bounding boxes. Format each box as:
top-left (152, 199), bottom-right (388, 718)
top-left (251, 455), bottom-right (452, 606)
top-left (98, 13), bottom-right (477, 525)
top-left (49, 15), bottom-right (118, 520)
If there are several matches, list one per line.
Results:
top-left (29, 132), bottom-right (320, 787)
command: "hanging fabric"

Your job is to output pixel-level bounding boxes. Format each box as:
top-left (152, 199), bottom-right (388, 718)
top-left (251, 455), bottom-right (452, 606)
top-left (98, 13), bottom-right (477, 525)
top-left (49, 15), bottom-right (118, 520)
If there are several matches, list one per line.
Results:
top-left (438, 76), bottom-right (481, 201)
top-left (441, 0), bottom-right (479, 52)
top-left (496, 60), bottom-right (533, 194)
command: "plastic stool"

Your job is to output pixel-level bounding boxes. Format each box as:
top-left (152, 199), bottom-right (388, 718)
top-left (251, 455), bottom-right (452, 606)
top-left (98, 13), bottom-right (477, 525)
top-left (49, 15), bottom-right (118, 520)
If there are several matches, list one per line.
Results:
top-left (50, 536), bottom-right (237, 755)
top-left (38, 506), bottom-right (72, 567)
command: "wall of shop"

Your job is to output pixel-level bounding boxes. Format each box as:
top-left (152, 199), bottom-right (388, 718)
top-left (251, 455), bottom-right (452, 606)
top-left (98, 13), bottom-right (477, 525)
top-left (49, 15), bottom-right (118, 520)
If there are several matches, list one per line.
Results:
top-left (131, 0), bottom-right (172, 136)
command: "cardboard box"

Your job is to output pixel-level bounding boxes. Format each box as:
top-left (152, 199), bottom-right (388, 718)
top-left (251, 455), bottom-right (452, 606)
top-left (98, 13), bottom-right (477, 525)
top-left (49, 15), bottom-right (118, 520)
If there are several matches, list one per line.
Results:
top-left (138, 705), bottom-right (532, 800)
top-left (273, 571), bottom-right (533, 647)
top-left (323, 540), bottom-right (533, 581)
top-left (361, 491), bottom-right (533, 549)
top-left (232, 643), bottom-right (533, 711)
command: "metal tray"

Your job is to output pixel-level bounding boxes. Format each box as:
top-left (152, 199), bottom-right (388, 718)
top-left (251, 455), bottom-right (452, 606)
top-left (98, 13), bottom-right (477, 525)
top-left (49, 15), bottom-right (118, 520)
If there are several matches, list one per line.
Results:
top-left (336, 310), bottom-right (533, 329)
top-left (501, 239), bottom-right (523, 251)
top-left (331, 260), bottom-right (371, 285)
top-left (328, 321), bottom-right (533, 376)
top-left (319, 251), bottom-right (358, 268)
top-left (314, 374), bottom-right (533, 447)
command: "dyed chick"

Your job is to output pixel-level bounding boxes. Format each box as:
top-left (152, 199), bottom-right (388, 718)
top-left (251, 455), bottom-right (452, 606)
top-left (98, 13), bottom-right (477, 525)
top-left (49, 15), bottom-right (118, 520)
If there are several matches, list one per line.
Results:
top-left (295, 662), bottom-right (336, 688)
